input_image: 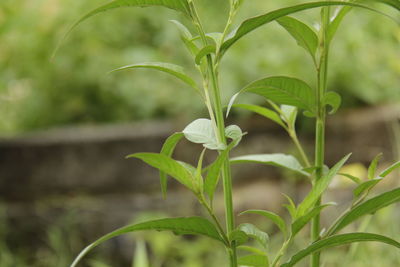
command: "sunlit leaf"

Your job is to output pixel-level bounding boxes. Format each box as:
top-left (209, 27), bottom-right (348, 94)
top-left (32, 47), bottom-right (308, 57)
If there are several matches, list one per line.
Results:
top-left (239, 223), bottom-right (269, 249)
top-left (240, 209), bottom-right (287, 238)
top-left (182, 118), bottom-right (225, 150)
top-left (366, 0), bottom-right (400, 11)
top-left (327, 188), bottom-right (400, 235)
top-left (328, 6), bottom-right (352, 43)
top-left (71, 217), bottom-right (224, 267)
top-left (159, 132), bottom-right (184, 197)
top-left (232, 104), bottom-right (287, 129)
top-left (282, 232), bottom-right (400, 267)
top-left (280, 105), bottom-right (298, 129)
top-left (323, 91), bottom-right (341, 114)
top-left (238, 254), bottom-right (269, 267)
top-left (230, 153), bottom-right (309, 176)
top-left (277, 16), bottom-right (318, 60)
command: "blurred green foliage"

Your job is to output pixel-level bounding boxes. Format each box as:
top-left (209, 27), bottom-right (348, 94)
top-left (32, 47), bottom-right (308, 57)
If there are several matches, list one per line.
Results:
top-left (0, 0), bottom-right (399, 135)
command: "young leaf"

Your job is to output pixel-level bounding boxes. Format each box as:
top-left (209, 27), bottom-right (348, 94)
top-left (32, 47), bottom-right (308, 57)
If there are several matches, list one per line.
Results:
top-left (243, 76), bottom-right (316, 113)
top-left (379, 160), bottom-right (400, 177)
top-left (239, 223), bottom-right (269, 249)
top-left (230, 153), bottom-right (309, 177)
top-left (280, 105), bottom-right (298, 129)
top-left (195, 45), bottom-right (216, 65)
top-left (225, 124), bottom-right (243, 146)
top-left (159, 132), bottom-right (185, 197)
top-left (323, 91), bottom-right (342, 114)
top-left (368, 153), bottom-right (383, 179)
top-left (240, 210), bottom-right (287, 238)
top-left (281, 233), bottom-right (400, 267)
top-left (276, 16), bottom-right (318, 60)
top-left (127, 153), bottom-right (195, 192)
top-left (353, 177), bottom-right (383, 198)
top-left (229, 229), bottom-right (249, 246)
top-left (109, 62), bottom-right (201, 96)
top-left (71, 217), bottom-right (224, 267)
top-left (182, 118), bottom-right (225, 150)
top-left (328, 188), bottom-right (400, 235)
top-left (226, 92), bottom-right (240, 118)
top-left (238, 254), bottom-right (269, 267)
top-left (327, 6), bottom-right (352, 43)
top-left (291, 203), bottom-right (335, 237)
top-left (232, 104), bottom-right (287, 129)
top-left (296, 153), bottom-right (351, 217)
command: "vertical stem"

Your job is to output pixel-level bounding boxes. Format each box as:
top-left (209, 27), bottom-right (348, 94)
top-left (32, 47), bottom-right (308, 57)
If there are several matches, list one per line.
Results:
top-left (311, 5), bottom-right (330, 267)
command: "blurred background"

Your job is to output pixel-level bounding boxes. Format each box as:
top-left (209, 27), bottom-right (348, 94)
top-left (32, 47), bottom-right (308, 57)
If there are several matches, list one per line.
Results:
top-left (0, 0), bottom-right (399, 266)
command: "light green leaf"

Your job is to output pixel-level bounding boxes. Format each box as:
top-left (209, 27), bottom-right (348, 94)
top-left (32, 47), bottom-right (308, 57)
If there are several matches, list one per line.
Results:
top-left (225, 124), bottom-right (243, 146)
top-left (297, 154), bottom-right (351, 217)
top-left (230, 153), bottom-right (309, 176)
top-left (170, 20), bottom-right (199, 56)
top-left (182, 119), bottom-right (225, 150)
top-left (237, 246), bottom-right (266, 256)
top-left (71, 217), bottom-right (224, 267)
top-left (323, 91), bottom-right (341, 114)
top-left (338, 173), bottom-right (362, 184)
top-left (291, 203), bottom-right (335, 237)
top-left (327, 6), bottom-right (352, 43)
top-left (109, 62), bottom-right (200, 96)
top-left (239, 223), bottom-right (269, 249)
top-left (232, 104), bottom-right (286, 129)
top-left (195, 45), bottom-right (216, 65)
top-left (368, 153), bottom-right (383, 179)
top-left (127, 153), bottom-right (195, 192)
top-left (277, 16), bottom-right (318, 60)
top-left (240, 209), bottom-right (287, 238)
top-left (379, 160), bottom-right (400, 177)
top-left (327, 188), bottom-right (400, 235)
top-left (229, 229), bottom-right (249, 246)
top-left (159, 132), bottom-right (184, 197)
top-left (282, 193), bottom-right (298, 220)
top-left (280, 105), bottom-right (298, 129)
top-left (243, 76), bottom-right (315, 113)
top-left (226, 92), bottom-right (240, 118)
top-left (238, 254), bottom-right (269, 267)
top-left (281, 233), bottom-right (400, 267)
top-left (353, 178), bottom-right (383, 198)
top-left (134, 239), bottom-right (149, 267)
top-left (366, 0), bottom-right (400, 11)
top-left (169, 19), bottom-right (192, 39)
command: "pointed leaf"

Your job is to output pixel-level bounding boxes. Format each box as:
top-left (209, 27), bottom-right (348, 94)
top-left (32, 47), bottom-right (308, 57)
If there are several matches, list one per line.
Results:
top-left (368, 153), bottom-right (383, 179)
top-left (195, 45), bottom-right (216, 65)
top-left (134, 239), bottom-right (149, 267)
top-left (226, 92), bottom-right (240, 118)
top-left (232, 104), bottom-right (286, 129)
top-left (182, 119), bottom-right (224, 150)
top-left (297, 154), bottom-right (351, 217)
top-left (128, 153), bottom-right (195, 191)
top-left (240, 210), bottom-right (287, 238)
top-left (280, 105), bottom-right (298, 129)
top-left (277, 16), bottom-right (318, 59)
top-left (170, 20), bottom-right (200, 56)
top-left (323, 91), bottom-right (341, 114)
top-left (71, 217), bottom-right (224, 267)
top-left (237, 245), bottom-right (266, 256)
top-left (328, 6), bottom-right (352, 43)
top-left (283, 193), bottom-right (298, 219)
top-left (238, 254), bottom-right (269, 267)
top-left (110, 62), bottom-right (200, 95)
top-left (353, 178), bottom-right (383, 198)
top-left (338, 173), bottom-right (362, 184)
top-left (328, 188), bottom-right (400, 235)
top-left (379, 160), bottom-right (400, 177)
top-left (243, 76), bottom-right (315, 113)
top-left (239, 223), bottom-right (269, 249)
top-left (159, 132), bottom-right (184, 197)
top-left (230, 153), bottom-right (309, 176)
top-left (281, 232), bottom-right (400, 267)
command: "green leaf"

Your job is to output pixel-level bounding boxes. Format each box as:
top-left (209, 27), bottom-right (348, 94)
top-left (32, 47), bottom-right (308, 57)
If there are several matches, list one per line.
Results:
top-left (159, 132), bottom-right (184, 197)
top-left (238, 254), bottom-right (269, 267)
top-left (280, 105), bottom-right (298, 129)
top-left (226, 92), bottom-right (240, 118)
top-left (229, 229), bottom-right (249, 246)
top-left (195, 45), bottom-right (216, 65)
top-left (366, 0), bottom-right (400, 11)
top-left (338, 173), bottom-right (362, 184)
top-left (182, 118), bottom-right (225, 150)
top-left (327, 6), bottom-right (352, 43)
top-left (232, 104), bottom-right (286, 129)
top-left (291, 203), bottom-right (335, 237)
top-left (353, 178), bottom-right (383, 198)
top-left (281, 232), bottom-right (400, 267)
top-left (220, 1), bottom-right (381, 55)
top-left (170, 20), bottom-right (200, 56)
top-left (109, 62), bottom-right (200, 96)
top-left (243, 76), bottom-right (316, 113)
top-left (379, 160), bottom-right (400, 177)
top-left (297, 154), bottom-right (351, 217)
top-left (230, 153), bottom-right (309, 176)
top-left (239, 223), bottom-right (269, 249)
top-left (282, 193), bottom-right (298, 220)
top-left (240, 210), bottom-right (287, 238)
top-left (368, 153), bottom-right (383, 179)
top-left (71, 217), bottom-right (224, 267)
top-left (323, 91), bottom-right (341, 114)
top-left (204, 142), bottom-right (236, 202)
top-left (277, 16), bottom-right (318, 60)
top-left (127, 153), bottom-right (195, 192)
top-left (225, 124), bottom-right (244, 146)
top-left (237, 245), bottom-right (266, 256)
top-left (328, 188), bottom-right (400, 235)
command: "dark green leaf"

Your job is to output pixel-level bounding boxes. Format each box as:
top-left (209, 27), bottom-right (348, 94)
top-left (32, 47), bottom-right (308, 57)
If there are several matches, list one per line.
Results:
top-left (238, 254), bottom-right (269, 267)
top-left (281, 233), bottom-right (400, 267)
top-left (323, 91), bottom-right (341, 114)
top-left (239, 223), bottom-right (269, 249)
top-left (195, 45), bottom-right (216, 65)
top-left (297, 154), bottom-right (351, 217)
top-left (240, 209), bottom-right (287, 238)
top-left (277, 16), bottom-right (318, 60)
top-left (127, 153), bottom-right (195, 192)
top-left (232, 104), bottom-right (287, 129)
top-left (230, 153), bottom-right (309, 176)
top-left (243, 76), bottom-right (315, 113)
top-left (159, 132), bottom-right (184, 197)
top-left (379, 160), bottom-right (400, 177)
top-left (328, 188), bottom-right (400, 235)
top-left (71, 217), bottom-right (224, 267)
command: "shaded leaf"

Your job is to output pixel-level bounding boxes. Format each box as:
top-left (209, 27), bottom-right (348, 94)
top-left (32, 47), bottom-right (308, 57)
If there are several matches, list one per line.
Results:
top-left (353, 178), bottom-right (383, 198)
top-left (240, 209), bottom-right (287, 238)
top-left (226, 92), bottom-right (240, 118)
top-left (281, 233), bottom-right (400, 267)
top-left (277, 16), bottom-right (318, 59)
top-left (230, 153), bottom-right (309, 176)
top-left (328, 188), bottom-right (400, 235)
top-left (239, 223), bottom-right (269, 249)
top-left (229, 229), bottom-right (248, 246)
top-left (170, 20), bottom-right (199, 56)
top-left (71, 217), bottom-right (224, 267)
top-left (338, 173), bottom-right (362, 184)
top-left (238, 254), bottom-right (269, 267)
top-left (368, 153), bottom-right (383, 179)
top-left (283, 193), bottom-right (298, 219)
top-left (328, 6), bottom-right (352, 43)
top-left (232, 104), bottom-right (286, 129)
top-left (225, 124), bottom-right (244, 146)
top-left (159, 132), bottom-right (184, 197)
top-left (323, 91), bottom-right (341, 114)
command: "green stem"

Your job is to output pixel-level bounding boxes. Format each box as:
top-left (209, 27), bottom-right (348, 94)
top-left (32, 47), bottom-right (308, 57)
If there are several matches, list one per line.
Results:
top-left (311, 5), bottom-right (330, 267)
top-left (272, 237), bottom-right (293, 267)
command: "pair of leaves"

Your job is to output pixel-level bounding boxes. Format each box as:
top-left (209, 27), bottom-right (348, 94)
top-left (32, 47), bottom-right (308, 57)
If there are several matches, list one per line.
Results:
top-left (71, 217), bottom-right (224, 267)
